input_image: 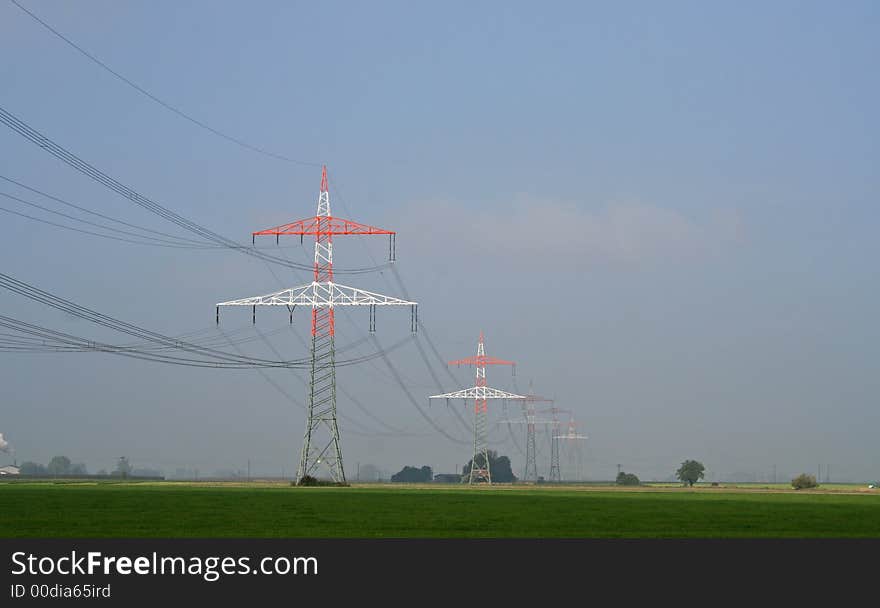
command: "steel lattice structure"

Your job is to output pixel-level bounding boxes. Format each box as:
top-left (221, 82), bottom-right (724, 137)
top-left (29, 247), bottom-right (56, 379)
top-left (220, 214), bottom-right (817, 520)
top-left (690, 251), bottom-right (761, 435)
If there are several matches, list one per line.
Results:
top-left (555, 415), bottom-right (587, 481)
top-left (217, 167), bottom-right (416, 484)
top-left (429, 332), bottom-right (523, 484)
top-left (537, 405), bottom-right (570, 482)
top-left (508, 382), bottom-right (554, 482)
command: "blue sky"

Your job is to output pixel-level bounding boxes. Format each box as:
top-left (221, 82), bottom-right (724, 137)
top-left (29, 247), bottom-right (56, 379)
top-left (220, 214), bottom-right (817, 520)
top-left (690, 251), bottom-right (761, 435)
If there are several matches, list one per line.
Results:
top-left (1, 1), bottom-right (878, 481)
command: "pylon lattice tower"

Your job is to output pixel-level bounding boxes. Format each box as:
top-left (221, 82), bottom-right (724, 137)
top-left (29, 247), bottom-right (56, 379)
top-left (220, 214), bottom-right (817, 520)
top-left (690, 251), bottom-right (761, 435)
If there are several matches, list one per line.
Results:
top-left (555, 415), bottom-right (587, 481)
top-left (216, 167), bottom-right (417, 484)
top-left (498, 380), bottom-right (555, 482)
top-left (429, 332), bottom-right (524, 484)
top-left (538, 405), bottom-right (569, 482)
top-left (512, 381), bottom-right (554, 482)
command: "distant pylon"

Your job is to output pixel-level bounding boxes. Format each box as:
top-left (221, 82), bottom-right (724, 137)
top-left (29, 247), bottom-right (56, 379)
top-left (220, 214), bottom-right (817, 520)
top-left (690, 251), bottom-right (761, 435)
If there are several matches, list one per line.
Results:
top-left (555, 415), bottom-right (587, 481)
top-left (429, 332), bottom-right (524, 484)
top-left (508, 381), bottom-right (554, 482)
top-left (216, 166), bottom-right (417, 484)
top-left (539, 405), bottom-right (569, 482)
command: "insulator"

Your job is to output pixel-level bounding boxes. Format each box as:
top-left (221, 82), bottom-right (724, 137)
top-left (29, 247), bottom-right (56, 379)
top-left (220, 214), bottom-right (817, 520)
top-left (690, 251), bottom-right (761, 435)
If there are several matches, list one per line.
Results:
top-left (276, 234), bottom-right (279, 245)
top-left (215, 306), bottom-right (219, 325)
top-left (252, 305), bottom-right (256, 324)
top-left (252, 234), bottom-right (255, 245)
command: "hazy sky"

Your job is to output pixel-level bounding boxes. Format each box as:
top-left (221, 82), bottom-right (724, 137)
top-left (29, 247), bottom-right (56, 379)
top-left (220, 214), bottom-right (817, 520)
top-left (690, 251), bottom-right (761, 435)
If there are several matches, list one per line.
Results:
top-left (1, 1), bottom-right (878, 481)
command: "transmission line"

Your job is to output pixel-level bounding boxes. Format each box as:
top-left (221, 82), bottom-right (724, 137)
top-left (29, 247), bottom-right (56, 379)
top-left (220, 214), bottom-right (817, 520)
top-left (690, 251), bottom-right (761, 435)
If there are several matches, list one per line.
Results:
top-left (9, 0), bottom-right (321, 167)
top-left (0, 106), bottom-right (389, 275)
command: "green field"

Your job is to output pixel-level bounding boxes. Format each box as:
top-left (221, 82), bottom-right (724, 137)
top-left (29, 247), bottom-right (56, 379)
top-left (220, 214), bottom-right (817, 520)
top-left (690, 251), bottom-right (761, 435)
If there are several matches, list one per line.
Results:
top-left (2, 481), bottom-right (879, 538)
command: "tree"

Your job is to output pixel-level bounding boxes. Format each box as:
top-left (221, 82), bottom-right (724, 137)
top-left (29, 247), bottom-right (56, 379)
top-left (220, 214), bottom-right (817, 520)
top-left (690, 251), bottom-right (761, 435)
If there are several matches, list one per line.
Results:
top-left (461, 451), bottom-right (517, 483)
top-left (391, 465), bottom-right (433, 483)
top-left (616, 471), bottom-right (640, 486)
top-left (69, 463), bottom-right (89, 476)
top-left (297, 475), bottom-right (319, 486)
top-left (19, 461), bottom-right (46, 475)
top-left (791, 473), bottom-right (819, 490)
top-left (47, 455), bottom-right (71, 475)
top-left (676, 460), bottom-right (705, 487)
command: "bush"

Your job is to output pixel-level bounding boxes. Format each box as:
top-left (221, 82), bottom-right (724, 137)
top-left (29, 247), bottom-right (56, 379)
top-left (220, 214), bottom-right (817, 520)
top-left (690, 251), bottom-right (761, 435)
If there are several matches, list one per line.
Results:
top-left (294, 475), bottom-right (349, 487)
top-left (791, 473), bottom-right (819, 490)
top-left (616, 472), bottom-right (640, 486)
top-left (391, 465), bottom-right (432, 483)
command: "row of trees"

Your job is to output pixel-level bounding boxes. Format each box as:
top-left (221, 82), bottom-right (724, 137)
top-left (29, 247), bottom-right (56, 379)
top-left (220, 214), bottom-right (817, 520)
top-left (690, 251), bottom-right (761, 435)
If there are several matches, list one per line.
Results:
top-left (615, 461), bottom-right (703, 487)
top-left (18, 456), bottom-right (134, 477)
top-left (390, 451), bottom-right (518, 483)
top-left (19, 456), bottom-right (88, 476)
top-left (675, 461), bottom-right (820, 489)
top-left (391, 466), bottom-right (433, 483)
top-left (621, 460), bottom-right (821, 489)
top-left (385, 457), bottom-right (823, 489)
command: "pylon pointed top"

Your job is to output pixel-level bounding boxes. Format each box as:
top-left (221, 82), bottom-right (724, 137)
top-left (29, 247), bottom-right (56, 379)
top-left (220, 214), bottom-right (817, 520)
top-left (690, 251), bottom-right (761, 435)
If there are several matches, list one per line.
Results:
top-left (316, 165), bottom-right (331, 217)
top-left (479, 330), bottom-right (484, 343)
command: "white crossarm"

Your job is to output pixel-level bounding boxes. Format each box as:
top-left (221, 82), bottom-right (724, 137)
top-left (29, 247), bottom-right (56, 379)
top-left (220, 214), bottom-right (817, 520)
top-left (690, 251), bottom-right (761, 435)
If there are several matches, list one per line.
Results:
top-left (429, 386), bottom-right (525, 400)
top-left (217, 281), bottom-right (416, 307)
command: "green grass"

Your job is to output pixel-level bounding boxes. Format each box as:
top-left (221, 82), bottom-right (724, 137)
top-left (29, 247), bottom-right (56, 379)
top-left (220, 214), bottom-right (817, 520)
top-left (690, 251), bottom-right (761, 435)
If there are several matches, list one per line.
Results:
top-left (1, 481), bottom-right (878, 538)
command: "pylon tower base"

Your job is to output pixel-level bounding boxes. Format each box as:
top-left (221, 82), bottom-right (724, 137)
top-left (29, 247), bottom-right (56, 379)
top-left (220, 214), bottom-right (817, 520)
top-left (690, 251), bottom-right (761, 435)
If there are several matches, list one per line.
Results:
top-left (297, 318), bottom-right (345, 483)
top-left (470, 404), bottom-right (491, 484)
top-left (524, 424), bottom-right (537, 482)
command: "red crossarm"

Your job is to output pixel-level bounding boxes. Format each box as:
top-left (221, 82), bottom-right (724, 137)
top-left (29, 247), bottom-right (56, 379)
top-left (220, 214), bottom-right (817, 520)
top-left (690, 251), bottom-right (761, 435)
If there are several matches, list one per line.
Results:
top-left (253, 216), bottom-right (395, 237)
top-left (449, 356), bottom-right (516, 367)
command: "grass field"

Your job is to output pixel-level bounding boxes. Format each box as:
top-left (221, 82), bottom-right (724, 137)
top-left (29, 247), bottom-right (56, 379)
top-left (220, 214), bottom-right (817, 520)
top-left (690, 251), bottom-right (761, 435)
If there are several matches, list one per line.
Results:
top-left (1, 481), bottom-right (879, 538)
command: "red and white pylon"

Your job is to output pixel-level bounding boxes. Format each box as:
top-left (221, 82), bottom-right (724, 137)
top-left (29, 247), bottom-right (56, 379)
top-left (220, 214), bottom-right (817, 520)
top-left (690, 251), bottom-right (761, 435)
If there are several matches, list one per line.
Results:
top-left (429, 331), bottom-right (524, 484)
top-left (217, 166), bottom-right (417, 484)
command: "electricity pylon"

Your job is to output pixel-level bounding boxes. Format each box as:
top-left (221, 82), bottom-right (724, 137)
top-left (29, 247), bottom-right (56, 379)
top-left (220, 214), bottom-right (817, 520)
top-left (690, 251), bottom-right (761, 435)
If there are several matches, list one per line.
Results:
top-left (538, 405), bottom-right (569, 482)
top-left (429, 332), bottom-right (524, 484)
top-left (555, 415), bottom-right (587, 481)
top-left (510, 381), bottom-right (554, 482)
top-left (216, 166), bottom-right (417, 484)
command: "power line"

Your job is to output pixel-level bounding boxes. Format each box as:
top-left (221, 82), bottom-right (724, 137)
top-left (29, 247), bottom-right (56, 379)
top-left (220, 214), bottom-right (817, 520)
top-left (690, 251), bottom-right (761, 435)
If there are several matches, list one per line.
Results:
top-left (255, 182), bottom-right (463, 441)
top-left (0, 271), bottom-right (406, 369)
top-left (370, 334), bottom-right (469, 446)
top-left (1, 174), bottom-right (210, 246)
top-left (0, 106), bottom-right (390, 275)
top-left (0, 192), bottom-right (216, 249)
top-left (216, 325), bottom-right (391, 437)
top-left (0, 21), bottom-right (487, 447)
top-left (256, 236), bottom-right (435, 437)
top-left (9, 0), bottom-right (321, 167)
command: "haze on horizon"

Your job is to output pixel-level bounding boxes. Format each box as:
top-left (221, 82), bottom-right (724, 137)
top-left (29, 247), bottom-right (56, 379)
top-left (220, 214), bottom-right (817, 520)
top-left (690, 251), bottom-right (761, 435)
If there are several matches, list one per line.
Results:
top-left (1, 1), bottom-right (878, 483)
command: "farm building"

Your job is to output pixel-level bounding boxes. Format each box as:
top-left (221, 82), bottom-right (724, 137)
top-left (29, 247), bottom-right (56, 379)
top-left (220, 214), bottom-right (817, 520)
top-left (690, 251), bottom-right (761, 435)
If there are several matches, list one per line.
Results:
top-left (434, 473), bottom-right (463, 483)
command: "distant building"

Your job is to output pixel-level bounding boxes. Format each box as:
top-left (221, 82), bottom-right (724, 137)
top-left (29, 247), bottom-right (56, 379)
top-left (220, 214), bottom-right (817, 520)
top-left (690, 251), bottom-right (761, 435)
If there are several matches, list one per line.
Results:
top-left (0, 465), bottom-right (20, 476)
top-left (434, 473), bottom-right (462, 483)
